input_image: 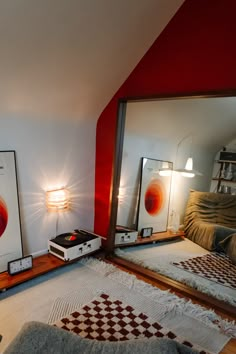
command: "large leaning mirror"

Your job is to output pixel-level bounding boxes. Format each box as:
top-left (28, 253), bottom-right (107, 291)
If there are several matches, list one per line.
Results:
top-left (110, 93), bottom-right (236, 315)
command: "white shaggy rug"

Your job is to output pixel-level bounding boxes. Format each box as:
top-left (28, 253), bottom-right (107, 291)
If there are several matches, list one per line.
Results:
top-left (48, 258), bottom-right (236, 354)
top-left (115, 238), bottom-right (236, 307)
top-left (0, 257), bottom-right (235, 354)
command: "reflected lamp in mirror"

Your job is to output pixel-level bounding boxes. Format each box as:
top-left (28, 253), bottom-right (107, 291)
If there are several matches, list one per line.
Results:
top-left (174, 133), bottom-right (202, 178)
top-left (46, 188), bottom-right (70, 211)
top-left (175, 157), bottom-right (202, 178)
top-left (159, 161), bottom-right (172, 176)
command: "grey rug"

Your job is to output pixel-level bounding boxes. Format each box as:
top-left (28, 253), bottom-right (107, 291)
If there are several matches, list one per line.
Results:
top-left (3, 321), bottom-right (198, 354)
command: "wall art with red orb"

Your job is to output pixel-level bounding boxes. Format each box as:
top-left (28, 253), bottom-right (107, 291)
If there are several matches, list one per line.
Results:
top-left (0, 151), bottom-right (22, 273)
top-left (137, 157), bottom-right (172, 233)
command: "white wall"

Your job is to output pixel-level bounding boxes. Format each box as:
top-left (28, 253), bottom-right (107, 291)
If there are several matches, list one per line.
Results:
top-left (0, 114), bottom-right (96, 256)
top-left (0, 0), bottom-right (185, 259)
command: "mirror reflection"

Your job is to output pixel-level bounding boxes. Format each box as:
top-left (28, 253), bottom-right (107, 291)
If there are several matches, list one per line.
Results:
top-left (117, 157), bottom-right (173, 235)
top-left (114, 95), bottom-right (236, 309)
top-left (137, 157), bottom-right (172, 233)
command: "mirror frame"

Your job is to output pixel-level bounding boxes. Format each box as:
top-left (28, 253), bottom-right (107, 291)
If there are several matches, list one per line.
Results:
top-left (105, 89), bottom-right (236, 316)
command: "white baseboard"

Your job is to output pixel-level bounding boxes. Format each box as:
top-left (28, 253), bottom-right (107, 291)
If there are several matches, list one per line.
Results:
top-left (30, 249), bottom-right (48, 258)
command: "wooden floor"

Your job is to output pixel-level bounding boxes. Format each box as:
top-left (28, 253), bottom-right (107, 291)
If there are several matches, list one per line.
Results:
top-left (106, 256), bottom-right (236, 354)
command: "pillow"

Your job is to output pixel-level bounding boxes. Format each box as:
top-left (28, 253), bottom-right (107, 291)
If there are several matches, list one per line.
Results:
top-left (219, 233), bottom-right (236, 264)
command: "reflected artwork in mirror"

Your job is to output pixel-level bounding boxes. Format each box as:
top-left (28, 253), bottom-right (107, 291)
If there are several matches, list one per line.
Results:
top-left (137, 157), bottom-right (172, 233)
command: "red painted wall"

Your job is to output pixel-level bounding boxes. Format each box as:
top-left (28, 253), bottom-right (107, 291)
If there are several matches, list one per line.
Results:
top-left (95, 0), bottom-right (236, 237)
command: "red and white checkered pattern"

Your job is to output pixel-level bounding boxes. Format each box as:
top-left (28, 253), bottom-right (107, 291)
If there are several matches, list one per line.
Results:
top-left (173, 253), bottom-right (236, 289)
top-left (54, 293), bottom-right (207, 354)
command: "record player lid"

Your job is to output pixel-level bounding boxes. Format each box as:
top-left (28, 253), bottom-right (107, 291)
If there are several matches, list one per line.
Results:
top-left (50, 231), bottom-right (96, 247)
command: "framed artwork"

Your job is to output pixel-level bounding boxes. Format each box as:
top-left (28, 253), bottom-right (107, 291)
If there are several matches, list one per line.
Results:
top-left (0, 151), bottom-right (23, 273)
top-left (137, 157), bottom-right (172, 233)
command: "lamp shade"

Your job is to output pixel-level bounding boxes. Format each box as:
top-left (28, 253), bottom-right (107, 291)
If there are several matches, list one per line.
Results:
top-left (46, 188), bottom-right (69, 211)
top-left (175, 157), bottom-right (202, 178)
top-left (173, 134), bottom-right (202, 178)
top-left (181, 157), bottom-right (195, 178)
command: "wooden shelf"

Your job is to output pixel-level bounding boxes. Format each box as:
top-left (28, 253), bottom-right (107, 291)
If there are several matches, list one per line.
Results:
top-left (136, 230), bottom-right (184, 245)
top-left (0, 251), bottom-right (100, 292)
top-left (115, 230), bottom-right (184, 247)
top-left (212, 159), bottom-right (236, 193)
top-left (0, 254), bottom-right (66, 292)
top-left (212, 178), bottom-right (236, 184)
top-left (217, 160), bottom-right (236, 164)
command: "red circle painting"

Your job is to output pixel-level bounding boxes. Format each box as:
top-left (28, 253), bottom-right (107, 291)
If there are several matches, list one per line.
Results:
top-left (0, 197), bottom-right (8, 237)
top-left (144, 179), bottom-right (165, 216)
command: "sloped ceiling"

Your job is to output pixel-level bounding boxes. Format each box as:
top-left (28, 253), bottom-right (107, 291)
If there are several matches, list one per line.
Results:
top-left (0, 0), bottom-right (184, 120)
top-left (125, 97), bottom-right (236, 153)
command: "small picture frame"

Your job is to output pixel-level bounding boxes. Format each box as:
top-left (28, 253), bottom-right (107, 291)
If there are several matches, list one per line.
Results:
top-left (140, 227), bottom-right (153, 238)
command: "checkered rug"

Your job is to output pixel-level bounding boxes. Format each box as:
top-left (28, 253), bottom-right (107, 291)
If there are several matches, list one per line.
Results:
top-left (54, 293), bottom-right (208, 354)
top-left (172, 253), bottom-right (236, 289)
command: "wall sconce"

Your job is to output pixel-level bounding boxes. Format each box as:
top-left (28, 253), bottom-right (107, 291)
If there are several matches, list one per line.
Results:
top-left (46, 187), bottom-right (70, 237)
top-left (46, 188), bottom-right (70, 211)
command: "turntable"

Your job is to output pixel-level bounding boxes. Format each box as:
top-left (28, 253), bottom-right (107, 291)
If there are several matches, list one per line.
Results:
top-left (115, 225), bottom-right (138, 245)
top-left (48, 229), bottom-right (102, 261)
